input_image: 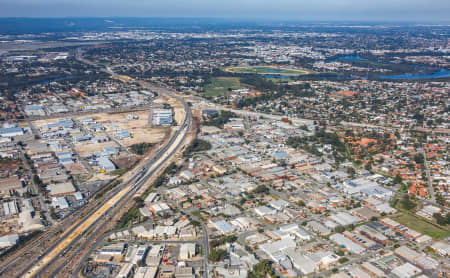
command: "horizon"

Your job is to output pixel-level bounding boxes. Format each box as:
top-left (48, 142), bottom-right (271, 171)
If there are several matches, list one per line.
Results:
top-left (1, 0), bottom-right (449, 23)
top-left (0, 16), bottom-right (449, 25)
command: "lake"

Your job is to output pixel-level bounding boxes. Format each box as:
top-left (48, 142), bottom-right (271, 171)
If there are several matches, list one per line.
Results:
top-left (330, 55), bottom-right (368, 63)
top-left (377, 69), bottom-right (450, 80)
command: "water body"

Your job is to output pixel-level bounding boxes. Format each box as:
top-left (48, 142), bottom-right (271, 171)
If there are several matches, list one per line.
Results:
top-left (330, 55), bottom-right (368, 63)
top-left (37, 76), bottom-right (76, 85)
top-left (377, 69), bottom-right (450, 80)
top-left (262, 74), bottom-right (293, 79)
top-left (267, 68), bottom-right (286, 73)
top-left (338, 55), bottom-right (368, 61)
top-left (264, 69), bottom-right (450, 80)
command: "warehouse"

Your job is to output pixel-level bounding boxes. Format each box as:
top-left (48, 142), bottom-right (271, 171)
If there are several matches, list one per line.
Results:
top-left (3, 200), bottom-right (19, 216)
top-left (115, 129), bottom-right (131, 140)
top-left (0, 127), bottom-right (24, 137)
top-left (330, 233), bottom-right (365, 254)
top-left (285, 249), bottom-right (317, 275)
top-left (329, 212), bottom-right (361, 226)
top-left (394, 246), bottom-right (421, 261)
top-left (117, 263), bottom-right (133, 278)
top-left (179, 243), bottom-right (196, 260)
top-left (211, 220), bottom-right (235, 234)
top-left (47, 182), bottom-right (76, 196)
top-left (391, 263), bottom-right (421, 278)
top-left (52, 197), bottom-right (69, 209)
top-left (260, 238), bottom-right (296, 261)
top-left (135, 267), bottom-right (158, 278)
top-left (100, 243), bottom-right (126, 256)
top-left (152, 109), bottom-right (173, 126)
top-left (431, 241), bottom-right (450, 256)
top-left (132, 245), bottom-right (148, 264)
top-left (97, 157), bottom-right (116, 172)
top-left (0, 233), bottom-right (19, 248)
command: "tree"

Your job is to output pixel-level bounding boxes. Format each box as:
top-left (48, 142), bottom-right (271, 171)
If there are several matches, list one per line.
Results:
top-left (347, 167), bottom-right (356, 177)
top-left (248, 260), bottom-right (275, 278)
top-left (203, 110), bottom-right (236, 128)
top-left (433, 213), bottom-right (450, 226)
top-left (393, 173), bottom-right (402, 185)
top-left (190, 220), bottom-right (201, 227)
top-left (253, 184), bottom-right (269, 194)
top-left (130, 143), bottom-right (153, 155)
top-left (183, 139), bottom-right (212, 157)
top-left (435, 193), bottom-right (447, 206)
top-left (334, 226), bottom-right (345, 233)
top-left (399, 195), bottom-right (416, 210)
top-left (134, 197), bottom-right (144, 207)
top-left (413, 153), bottom-right (424, 165)
top-left (210, 235), bottom-right (237, 248)
top-left (137, 259), bottom-right (144, 267)
top-left (209, 248), bottom-right (227, 262)
top-left (49, 207), bottom-right (58, 220)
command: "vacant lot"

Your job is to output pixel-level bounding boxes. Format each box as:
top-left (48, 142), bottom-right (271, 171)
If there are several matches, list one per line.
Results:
top-left (119, 126), bottom-right (169, 147)
top-left (90, 111), bottom-right (169, 147)
top-left (92, 111), bottom-right (150, 130)
top-left (75, 141), bottom-right (119, 156)
top-left (203, 77), bottom-right (242, 97)
top-left (392, 213), bottom-right (450, 239)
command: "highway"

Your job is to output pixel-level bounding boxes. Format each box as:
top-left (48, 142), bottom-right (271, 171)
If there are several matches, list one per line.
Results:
top-left (18, 51), bottom-right (193, 278)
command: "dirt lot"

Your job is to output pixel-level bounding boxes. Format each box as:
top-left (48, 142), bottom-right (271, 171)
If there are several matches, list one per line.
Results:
top-left (120, 126), bottom-right (169, 147)
top-left (33, 117), bottom-right (63, 128)
top-left (89, 111), bottom-right (170, 147)
top-left (90, 111), bottom-right (150, 129)
top-left (112, 155), bottom-right (139, 169)
top-left (0, 160), bottom-right (21, 177)
top-left (173, 107), bottom-right (185, 126)
top-left (75, 141), bottom-right (120, 157)
top-left (166, 97), bottom-right (185, 126)
top-left (64, 162), bottom-right (87, 175)
top-left (87, 172), bottom-right (115, 182)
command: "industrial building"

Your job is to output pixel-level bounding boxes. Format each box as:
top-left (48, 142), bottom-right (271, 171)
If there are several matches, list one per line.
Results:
top-left (179, 243), bottom-right (196, 260)
top-left (151, 109), bottom-right (173, 126)
top-left (96, 157), bottom-right (116, 172)
top-left (0, 233), bottom-right (19, 248)
top-left (0, 127), bottom-right (24, 137)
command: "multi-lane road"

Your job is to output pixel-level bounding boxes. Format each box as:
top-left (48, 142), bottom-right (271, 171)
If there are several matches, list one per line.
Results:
top-left (14, 52), bottom-right (193, 277)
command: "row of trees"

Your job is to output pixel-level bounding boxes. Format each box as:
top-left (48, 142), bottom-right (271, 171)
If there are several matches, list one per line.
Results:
top-left (203, 110), bottom-right (236, 128)
top-left (183, 139), bottom-right (212, 157)
top-left (130, 142), bottom-right (153, 155)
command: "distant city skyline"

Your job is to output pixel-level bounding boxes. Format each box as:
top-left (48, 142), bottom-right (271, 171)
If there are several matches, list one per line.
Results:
top-left (1, 0), bottom-right (449, 22)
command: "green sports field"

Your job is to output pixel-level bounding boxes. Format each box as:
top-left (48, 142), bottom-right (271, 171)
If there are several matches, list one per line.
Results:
top-left (202, 77), bottom-right (243, 97)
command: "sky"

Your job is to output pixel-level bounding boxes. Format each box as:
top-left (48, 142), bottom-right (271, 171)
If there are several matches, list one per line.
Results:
top-left (0, 0), bottom-right (449, 22)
